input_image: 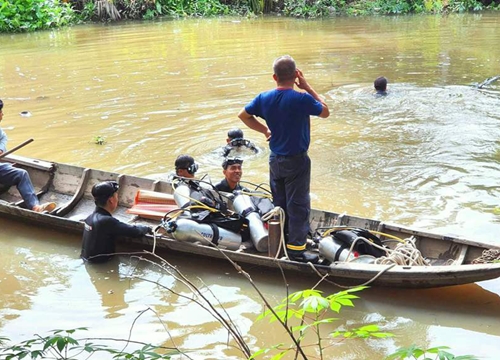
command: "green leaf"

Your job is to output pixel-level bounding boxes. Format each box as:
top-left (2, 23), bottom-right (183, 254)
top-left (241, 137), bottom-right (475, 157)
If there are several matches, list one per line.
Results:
top-left (330, 301), bottom-right (341, 313)
top-left (357, 324), bottom-right (379, 332)
top-left (43, 337), bottom-right (58, 351)
top-left (301, 295), bottom-right (329, 313)
top-left (56, 337), bottom-right (67, 352)
top-left (427, 346), bottom-right (450, 354)
top-left (369, 332), bottom-right (393, 338)
top-left (271, 350), bottom-right (289, 360)
top-left (386, 345), bottom-right (424, 359)
top-left (249, 344), bottom-right (285, 359)
top-left (30, 350), bottom-right (44, 359)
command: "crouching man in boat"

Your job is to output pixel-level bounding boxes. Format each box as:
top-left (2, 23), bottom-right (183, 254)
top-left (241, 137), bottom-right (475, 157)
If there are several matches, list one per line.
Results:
top-left (0, 99), bottom-right (56, 213)
top-left (80, 181), bottom-right (152, 263)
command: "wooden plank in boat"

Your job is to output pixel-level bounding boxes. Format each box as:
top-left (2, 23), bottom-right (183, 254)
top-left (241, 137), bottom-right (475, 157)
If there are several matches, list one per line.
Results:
top-left (1, 154), bottom-right (55, 172)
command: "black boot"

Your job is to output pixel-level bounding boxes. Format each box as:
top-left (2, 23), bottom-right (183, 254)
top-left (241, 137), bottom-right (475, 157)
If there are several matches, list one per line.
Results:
top-left (288, 251), bottom-right (319, 264)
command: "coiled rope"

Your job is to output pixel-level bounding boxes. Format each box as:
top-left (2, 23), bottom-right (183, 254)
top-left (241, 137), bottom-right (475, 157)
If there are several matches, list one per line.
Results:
top-left (373, 236), bottom-right (429, 266)
top-left (472, 249), bottom-right (500, 264)
top-left (339, 235), bottom-right (429, 266)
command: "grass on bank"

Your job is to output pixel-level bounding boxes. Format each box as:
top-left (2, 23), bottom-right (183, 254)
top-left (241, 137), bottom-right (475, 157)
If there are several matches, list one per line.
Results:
top-left (1, 0), bottom-right (500, 32)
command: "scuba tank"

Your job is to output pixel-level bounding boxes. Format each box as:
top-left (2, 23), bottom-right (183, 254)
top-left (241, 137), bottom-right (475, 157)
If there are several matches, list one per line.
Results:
top-left (173, 183), bottom-right (191, 208)
top-left (165, 218), bottom-right (242, 251)
top-left (319, 236), bottom-right (358, 263)
top-left (232, 192), bottom-right (268, 252)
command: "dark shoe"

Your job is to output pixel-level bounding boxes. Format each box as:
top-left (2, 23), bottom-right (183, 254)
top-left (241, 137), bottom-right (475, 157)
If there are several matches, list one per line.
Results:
top-left (288, 251), bottom-right (319, 264)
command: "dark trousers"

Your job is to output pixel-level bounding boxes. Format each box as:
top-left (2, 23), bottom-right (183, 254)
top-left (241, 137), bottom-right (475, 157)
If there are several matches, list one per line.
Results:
top-left (269, 152), bottom-right (311, 253)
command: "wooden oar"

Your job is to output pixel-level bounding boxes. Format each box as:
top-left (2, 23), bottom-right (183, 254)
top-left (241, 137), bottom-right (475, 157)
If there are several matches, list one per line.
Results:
top-left (0, 138), bottom-right (34, 160)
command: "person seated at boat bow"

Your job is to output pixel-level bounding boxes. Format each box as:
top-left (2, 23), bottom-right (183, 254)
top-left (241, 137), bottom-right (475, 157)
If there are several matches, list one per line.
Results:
top-left (80, 181), bottom-right (152, 263)
top-left (0, 99), bottom-right (56, 213)
top-left (222, 128), bottom-right (258, 158)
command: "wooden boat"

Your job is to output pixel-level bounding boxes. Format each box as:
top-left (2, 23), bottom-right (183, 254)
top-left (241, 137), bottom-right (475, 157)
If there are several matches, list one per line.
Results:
top-left (1, 154), bottom-right (500, 289)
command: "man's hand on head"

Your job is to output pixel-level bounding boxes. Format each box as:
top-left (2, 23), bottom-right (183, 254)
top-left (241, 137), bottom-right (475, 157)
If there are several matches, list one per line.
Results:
top-left (294, 68), bottom-right (311, 92)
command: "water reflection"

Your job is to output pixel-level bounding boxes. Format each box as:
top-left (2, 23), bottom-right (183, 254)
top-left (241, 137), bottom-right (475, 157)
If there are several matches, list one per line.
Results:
top-left (1, 218), bottom-right (500, 358)
top-left (83, 258), bottom-right (128, 319)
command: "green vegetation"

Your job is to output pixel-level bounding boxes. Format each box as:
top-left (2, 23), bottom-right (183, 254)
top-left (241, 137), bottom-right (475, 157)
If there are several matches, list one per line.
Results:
top-left (0, 0), bottom-right (75, 32)
top-left (0, 328), bottom-right (178, 359)
top-left (387, 345), bottom-right (479, 360)
top-left (92, 135), bottom-right (106, 145)
top-left (251, 286), bottom-right (393, 359)
top-left (1, 0), bottom-right (499, 32)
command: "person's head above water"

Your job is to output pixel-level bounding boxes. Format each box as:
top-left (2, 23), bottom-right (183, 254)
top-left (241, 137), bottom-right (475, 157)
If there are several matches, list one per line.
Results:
top-left (92, 181), bottom-right (119, 209)
top-left (227, 128), bottom-right (244, 141)
top-left (374, 76), bottom-right (388, 93)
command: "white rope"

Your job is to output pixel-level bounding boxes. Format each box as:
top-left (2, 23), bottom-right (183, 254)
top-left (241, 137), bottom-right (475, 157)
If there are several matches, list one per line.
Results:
top-left (373, 236), bottom-right (429, 266)
top-left (261, 206), bottom-right (288, 259)
top-left (152, 228), bottom-right (159, 254)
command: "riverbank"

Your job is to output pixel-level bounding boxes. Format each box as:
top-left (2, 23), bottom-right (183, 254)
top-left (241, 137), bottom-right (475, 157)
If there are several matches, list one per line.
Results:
top-left (1, 0), bottom-right (500, 32)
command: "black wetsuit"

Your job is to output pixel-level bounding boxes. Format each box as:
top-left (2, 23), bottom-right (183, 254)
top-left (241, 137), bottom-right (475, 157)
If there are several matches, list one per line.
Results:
top-left (214, 179), bottom-right (245, 193)
top-left (80, 207), bottom-right (150, 263)
top-left (222, 138), bottom-right (258, 157)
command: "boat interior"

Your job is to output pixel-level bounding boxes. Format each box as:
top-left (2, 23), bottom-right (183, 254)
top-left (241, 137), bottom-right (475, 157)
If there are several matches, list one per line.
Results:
top-left (0, 154), bottom-right (497, 267)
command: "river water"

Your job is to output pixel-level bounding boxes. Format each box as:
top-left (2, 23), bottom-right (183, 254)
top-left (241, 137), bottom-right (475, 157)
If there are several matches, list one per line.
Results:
top-left (1, 13), bottom-right (500, 359)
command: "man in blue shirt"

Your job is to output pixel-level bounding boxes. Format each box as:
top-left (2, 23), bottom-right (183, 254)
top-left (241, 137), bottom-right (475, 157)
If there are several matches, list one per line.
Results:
top-left (238, 55), bottom-right (330, 263)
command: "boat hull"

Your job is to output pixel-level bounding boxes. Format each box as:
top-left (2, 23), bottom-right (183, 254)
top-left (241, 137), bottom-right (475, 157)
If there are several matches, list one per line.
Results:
top-left (2, 154), bottom-right (500, 288)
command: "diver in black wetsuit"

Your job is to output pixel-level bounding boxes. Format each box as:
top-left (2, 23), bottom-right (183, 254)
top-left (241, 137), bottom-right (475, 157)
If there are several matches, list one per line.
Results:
top-left (214, 157), bottom-right (246, 193)
top-left (222, 128), bottom-right (259, 157)
top-left (374, 76), bottom-right (388, 96)
top-left (80, 181), bottom-right (151, 263)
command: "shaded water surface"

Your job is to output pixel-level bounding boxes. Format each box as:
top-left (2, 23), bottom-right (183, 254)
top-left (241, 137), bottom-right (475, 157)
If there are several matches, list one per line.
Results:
top-left (1, 13), bottom-right (500, 358)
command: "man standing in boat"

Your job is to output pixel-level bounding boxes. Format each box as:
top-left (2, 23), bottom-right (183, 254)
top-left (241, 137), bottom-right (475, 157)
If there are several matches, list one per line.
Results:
top-left (0, 99), bottom-right (56, 213)
top-left (81, 181), bottom-right (152, 263)
top-left (238, 55), bottom-right (330, 263)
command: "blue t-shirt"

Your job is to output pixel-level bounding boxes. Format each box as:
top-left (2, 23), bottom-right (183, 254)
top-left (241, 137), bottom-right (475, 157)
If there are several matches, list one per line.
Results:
top-left (245, 88), bottom-right (323, 156)
top-left (0, 127), bottom-right (7, 153)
